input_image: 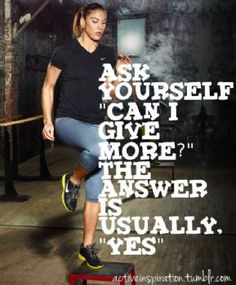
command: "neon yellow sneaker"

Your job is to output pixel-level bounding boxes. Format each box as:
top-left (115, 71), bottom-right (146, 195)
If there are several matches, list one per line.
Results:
top-left (78, 243), bottom-right (103, 270)
top-left (61, 173), bottom-right (80, 212)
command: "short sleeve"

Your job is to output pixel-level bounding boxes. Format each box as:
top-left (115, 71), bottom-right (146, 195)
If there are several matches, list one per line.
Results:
top-left (49, 46), bottom-right (66, 70)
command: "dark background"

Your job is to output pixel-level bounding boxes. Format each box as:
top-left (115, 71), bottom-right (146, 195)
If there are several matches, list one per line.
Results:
top-left (1, 0), bottom-right (236, 165)
top-left (0, 1), bottom-right (235, 283)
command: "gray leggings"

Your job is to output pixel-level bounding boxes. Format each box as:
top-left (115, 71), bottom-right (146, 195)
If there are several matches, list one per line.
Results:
top-left (55, 117), bottom-right (105, 202)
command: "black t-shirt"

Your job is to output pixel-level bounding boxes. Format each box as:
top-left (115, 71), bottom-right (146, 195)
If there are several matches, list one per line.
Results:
top-left (50, 39), bottom-right (116, 124)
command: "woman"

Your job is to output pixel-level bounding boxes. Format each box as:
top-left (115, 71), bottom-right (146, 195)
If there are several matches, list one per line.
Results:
top-left (41, 2), bottom-right (131, 269)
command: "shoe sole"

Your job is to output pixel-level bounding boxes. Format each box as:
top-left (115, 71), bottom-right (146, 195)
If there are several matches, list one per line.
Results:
top-left (61, 173), bottom-right (74, 213)
top-left (78, 253), bottom-right (103, 270)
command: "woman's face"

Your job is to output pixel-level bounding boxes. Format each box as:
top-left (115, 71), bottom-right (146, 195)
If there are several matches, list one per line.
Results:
top-left (83, 9), bottom-right (107, 41)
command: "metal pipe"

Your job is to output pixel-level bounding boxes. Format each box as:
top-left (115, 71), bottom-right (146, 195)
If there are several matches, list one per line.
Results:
top-left (13, 0), bottom-right (51, 39)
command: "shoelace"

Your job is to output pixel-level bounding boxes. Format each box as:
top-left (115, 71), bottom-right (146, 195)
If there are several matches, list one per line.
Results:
top-left (71, 186), bottom-right (79, 199)
top-left (66, 177), bottom-right (80, 200)
top-left (91, 243), bottom-right (99, 253)
top-left (87, 243), bottom-right (100, 260)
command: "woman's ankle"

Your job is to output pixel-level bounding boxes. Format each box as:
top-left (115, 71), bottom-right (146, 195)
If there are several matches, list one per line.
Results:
top-left (69, 175), bottom-right (81, 186)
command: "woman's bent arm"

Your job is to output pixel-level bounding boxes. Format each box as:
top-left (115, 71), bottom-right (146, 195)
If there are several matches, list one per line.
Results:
top-left (41, 64), bottom-right (62, 141)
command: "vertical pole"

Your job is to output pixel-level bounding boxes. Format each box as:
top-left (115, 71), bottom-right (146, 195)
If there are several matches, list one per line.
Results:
top-left (4, 0), bottom-right (14, 118)
top-left (12, 124), bottom-right (18, 176)
top-left (0, 126), bottom-right (31, 201)
top-left (40, 121), bottom-right (52, 178)
top-left (3, 126), bottom-right (18, 197)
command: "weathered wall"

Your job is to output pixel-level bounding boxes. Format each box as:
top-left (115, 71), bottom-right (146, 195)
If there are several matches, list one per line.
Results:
top-left (106, 0), bottom-right (236, 164)
top-left (0, 0), bottom-right (236, 164)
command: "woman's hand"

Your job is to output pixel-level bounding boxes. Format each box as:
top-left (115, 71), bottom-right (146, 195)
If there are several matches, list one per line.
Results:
top-left (42, 122), bottom-right (54, 141)
top-left (115, 53), bottom-right (132, 74)
top-left (109, 54), bottom-right (132, 99)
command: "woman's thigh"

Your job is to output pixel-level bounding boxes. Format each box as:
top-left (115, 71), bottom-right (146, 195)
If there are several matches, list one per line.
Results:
top-left (55, 117), bottom-right (103, 155)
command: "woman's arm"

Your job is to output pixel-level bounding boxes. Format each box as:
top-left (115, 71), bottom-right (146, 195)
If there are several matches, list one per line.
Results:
top-left (41, 64), bottom-right (62, 141)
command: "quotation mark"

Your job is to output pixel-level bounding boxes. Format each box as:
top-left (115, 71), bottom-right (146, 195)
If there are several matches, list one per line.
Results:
top-left (100, 103), bottom-right (106, 109)
top-left (157, 238), bottom-right (164, 244)
top-left (99, 238), bottom-right (107, 244)
top-left (187, 142), bottom-right (194, 149)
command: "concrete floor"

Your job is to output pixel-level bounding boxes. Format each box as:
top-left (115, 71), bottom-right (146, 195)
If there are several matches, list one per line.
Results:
top-left (0, 145), bottom-right (236, 285)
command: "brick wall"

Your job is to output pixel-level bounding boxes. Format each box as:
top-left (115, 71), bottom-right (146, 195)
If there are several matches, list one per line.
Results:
top-left (0, 0), bottom-right (5, 118)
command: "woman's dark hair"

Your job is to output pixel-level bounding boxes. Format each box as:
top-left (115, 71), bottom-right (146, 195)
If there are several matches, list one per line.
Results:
top-left (73, 2), bottom-right (106, 37)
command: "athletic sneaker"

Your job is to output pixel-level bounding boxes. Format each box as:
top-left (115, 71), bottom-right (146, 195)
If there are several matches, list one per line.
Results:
top-left (78, 243), bottom-right (103, 269)
top-left (61, 173), bottom-right (80, 212)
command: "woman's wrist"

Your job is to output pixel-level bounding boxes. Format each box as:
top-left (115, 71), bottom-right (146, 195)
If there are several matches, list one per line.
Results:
top-left (43, 118), bottom-right (53, 125)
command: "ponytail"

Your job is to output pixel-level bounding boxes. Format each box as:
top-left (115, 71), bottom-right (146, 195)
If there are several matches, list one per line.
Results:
top-left (72, 6), bottom-right (84, 38)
